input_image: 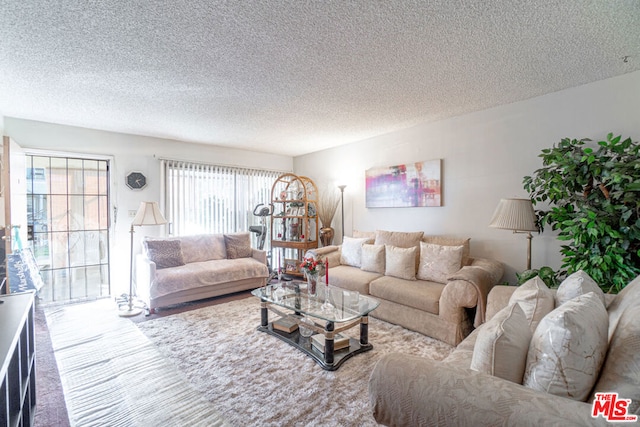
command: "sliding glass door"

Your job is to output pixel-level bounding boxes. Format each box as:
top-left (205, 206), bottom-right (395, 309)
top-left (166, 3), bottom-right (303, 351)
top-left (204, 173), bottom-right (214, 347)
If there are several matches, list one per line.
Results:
top-left (26, 155), bottom-right (111, 303)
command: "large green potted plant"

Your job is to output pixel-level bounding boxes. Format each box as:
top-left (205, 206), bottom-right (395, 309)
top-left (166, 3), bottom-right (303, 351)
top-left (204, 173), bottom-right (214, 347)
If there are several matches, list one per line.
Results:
top-left (523, 133), bottom-right (640, 293)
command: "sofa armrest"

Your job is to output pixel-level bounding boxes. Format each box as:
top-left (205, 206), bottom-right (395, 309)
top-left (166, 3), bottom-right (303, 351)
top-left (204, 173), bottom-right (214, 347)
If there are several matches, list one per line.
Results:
top-left (369, 353), bottom-right (606, 427)
top-left (443, 258), bottom-right (503, 328)
top-left (135, 254), bottom-right (156, 305)
top-left (485, 285), bottom-right (518, 321)
top-left (251, 249), bottom-right (267, 264)
top-left (305, 245), bottom-right (342, 268)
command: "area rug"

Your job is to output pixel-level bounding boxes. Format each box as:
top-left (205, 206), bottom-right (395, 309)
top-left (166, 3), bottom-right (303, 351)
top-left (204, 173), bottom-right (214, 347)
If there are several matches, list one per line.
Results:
top-left (45, 299), bottom-right (226, 426)
top-left (136, 296), bottom-right (454, 426)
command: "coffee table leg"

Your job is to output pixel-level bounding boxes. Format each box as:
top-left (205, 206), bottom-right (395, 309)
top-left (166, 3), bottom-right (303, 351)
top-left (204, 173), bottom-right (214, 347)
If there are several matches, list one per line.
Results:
top-left (260, 300), bottom-right (269, 327)
top-left (360, 315), bottom-right (369, 345)
top-left (324, 321), bottom-right (335, 365)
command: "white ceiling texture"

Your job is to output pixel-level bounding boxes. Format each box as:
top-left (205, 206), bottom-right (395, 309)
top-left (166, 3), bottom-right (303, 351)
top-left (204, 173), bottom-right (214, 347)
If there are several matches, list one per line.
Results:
top-left (1, 1), bottom-right (639, 156)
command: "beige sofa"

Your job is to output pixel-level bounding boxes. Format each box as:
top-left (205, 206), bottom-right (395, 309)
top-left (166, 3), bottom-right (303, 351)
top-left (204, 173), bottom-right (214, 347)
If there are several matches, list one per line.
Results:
top-left (136, 233), bottom-right (269, 313)
top-left (369, 272), bottom-right (640, 426)
top-left (308, 230), bottom-right (504, 346)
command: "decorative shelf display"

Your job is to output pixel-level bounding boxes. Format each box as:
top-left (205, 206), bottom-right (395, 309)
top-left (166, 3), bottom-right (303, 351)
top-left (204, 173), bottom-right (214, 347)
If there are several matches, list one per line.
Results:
top-left (0, 291), bottom-right (36, 427)
top-left (270, 173), bottom-right (319, 274)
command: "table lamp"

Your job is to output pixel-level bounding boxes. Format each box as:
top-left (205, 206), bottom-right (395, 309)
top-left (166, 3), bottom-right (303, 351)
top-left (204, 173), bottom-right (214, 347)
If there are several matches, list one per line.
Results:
top-left (119, 201), bottom-right (167, 317)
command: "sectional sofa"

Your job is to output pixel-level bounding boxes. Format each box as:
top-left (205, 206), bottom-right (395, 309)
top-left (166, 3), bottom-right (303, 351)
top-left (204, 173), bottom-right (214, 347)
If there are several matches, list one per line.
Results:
top-left (369, 271), bottom-right (640, 426)
top-left (308, 230), bottom-right (504, 346)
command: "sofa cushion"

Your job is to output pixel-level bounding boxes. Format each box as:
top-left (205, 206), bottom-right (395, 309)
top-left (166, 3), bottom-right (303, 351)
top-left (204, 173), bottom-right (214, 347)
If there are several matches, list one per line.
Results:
top-left (385, 245), bottom-right (417, 281)
top-left (523, 292), bottom-right (608, 401)
top-left (143, 239), bottom-right (185, 269)
top-left (375, 230), bottom-right (424, 269)
top-left (417, 242), bottom-right (464, 284)
top-left (423, 235), bottom-right (471, 266)
top-left (470, 303), bottom-right (532, 384)
top-left (340, 236), bottom-right (370, 267)
top-left (360, 244), bottom-right (385, 274)
top-left (224, 233), bottom-right (252, 259)
top-left (555, 270), bottom-right (605, 307)
top-left (326, 265), bottom-right (381, 295)
top-left (369, 276), bottom-right (443, 314)
top-left (509, 277), bottom-right (555, 333)
top-left (179, 234), bottom-right (227, 262)
top-left (352, 230), bottom-right (375, 240)
top-left (591, 275), bottom-right (640, 413)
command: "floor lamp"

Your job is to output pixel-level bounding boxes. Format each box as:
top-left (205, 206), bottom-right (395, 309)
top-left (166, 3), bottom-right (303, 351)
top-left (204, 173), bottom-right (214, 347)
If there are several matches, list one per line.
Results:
top-left (338, 185), bottom-right (346, 242)
top-left (119, 201), bottom-right (168, 317)
top-left (489, 198), bottom-right (538, 270)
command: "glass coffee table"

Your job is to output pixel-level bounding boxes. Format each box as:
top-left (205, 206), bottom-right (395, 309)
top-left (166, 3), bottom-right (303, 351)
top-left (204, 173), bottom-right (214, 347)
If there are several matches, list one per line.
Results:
top-left (251, 282), bottom-right (379, 371)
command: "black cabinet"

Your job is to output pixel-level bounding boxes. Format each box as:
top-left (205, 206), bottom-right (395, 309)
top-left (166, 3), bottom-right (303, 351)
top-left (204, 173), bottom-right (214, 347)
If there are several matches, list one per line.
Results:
top-left (0, 291), bottom-right (36, 427)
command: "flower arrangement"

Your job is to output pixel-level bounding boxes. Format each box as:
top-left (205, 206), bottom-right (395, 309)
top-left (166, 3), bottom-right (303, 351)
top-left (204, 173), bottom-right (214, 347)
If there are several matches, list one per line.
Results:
top-left (300, 256), bottom-right (322, 275)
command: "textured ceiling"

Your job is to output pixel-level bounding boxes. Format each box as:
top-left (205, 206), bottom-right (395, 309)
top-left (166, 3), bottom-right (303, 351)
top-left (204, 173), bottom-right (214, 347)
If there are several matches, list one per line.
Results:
top-left (1, 1), bottom-right (639, 157)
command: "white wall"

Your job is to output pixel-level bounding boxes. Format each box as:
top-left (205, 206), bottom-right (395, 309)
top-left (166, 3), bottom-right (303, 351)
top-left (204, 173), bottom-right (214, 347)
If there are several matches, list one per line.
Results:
top-left (294, 70), bottom-right (640, 284)
top-left (4, 118), bottom-right (294, 294)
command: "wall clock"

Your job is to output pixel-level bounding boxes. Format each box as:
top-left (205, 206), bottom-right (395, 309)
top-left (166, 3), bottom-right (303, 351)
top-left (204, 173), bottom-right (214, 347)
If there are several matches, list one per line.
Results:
top-left (126, 171), bottom-right (147, 190)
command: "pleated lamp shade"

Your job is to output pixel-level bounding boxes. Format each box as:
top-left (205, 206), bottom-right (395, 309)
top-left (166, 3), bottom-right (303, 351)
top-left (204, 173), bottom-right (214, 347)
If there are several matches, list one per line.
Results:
top-left (489, 198), bottom-right (537, 232)
top-left (132, 201), bottom-right (168, 226)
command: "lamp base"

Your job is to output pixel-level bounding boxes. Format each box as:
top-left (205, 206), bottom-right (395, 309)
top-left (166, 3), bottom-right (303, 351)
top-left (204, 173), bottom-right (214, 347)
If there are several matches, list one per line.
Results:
top-left (118, 306), bottom-right (143, 317)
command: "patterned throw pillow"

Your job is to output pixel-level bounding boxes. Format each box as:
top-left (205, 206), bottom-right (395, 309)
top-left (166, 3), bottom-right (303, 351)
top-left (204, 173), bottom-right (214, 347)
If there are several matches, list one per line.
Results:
top-left (556, 270), bottom-right (606, 307)
top-left (144, 239), bottom-right (185, 269)
top-left (509, 277), bottom-right (555, 333)
top-left (224, 233), bottom-right (253, 259)
top-left (523, 292), bottom-right (608, 401)
top-left (417, 242), bottom-right (464, 283)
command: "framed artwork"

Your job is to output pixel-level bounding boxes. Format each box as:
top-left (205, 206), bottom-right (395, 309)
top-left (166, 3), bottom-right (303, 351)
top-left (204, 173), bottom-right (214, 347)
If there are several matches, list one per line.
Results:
top-left (366, 159), bottom-right (442, 208)
top-left (285, 258), bottom-right (300, 274)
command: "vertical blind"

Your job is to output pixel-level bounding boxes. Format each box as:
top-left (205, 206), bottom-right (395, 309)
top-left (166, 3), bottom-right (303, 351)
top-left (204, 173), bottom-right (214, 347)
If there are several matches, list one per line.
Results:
top-left (162, 160), bottom-right (283, 239)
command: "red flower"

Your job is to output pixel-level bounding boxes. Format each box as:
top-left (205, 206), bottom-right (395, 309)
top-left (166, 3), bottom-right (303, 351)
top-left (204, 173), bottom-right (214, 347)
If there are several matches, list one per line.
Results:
top-left (300, 257), bottom-right (320, 275)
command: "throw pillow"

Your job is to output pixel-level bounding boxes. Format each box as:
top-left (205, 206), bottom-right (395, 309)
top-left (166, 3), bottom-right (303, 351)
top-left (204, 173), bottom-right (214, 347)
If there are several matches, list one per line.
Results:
top-left (556, 270), bottom-right (606, 307)
top-left (375, 230), bottom-right (424, 270)
top-left (509, 276), bottom-right (555, 333)
top-left (143, 239), bottom-right (185, 269)
top-left (340, 236), bottom-right (370, 267)
top-left (423, 236), bottom-right (471, 266)
top-left (224, 233), bottom-right (253, 259)
top-left (417, 242), bottom-right (464, 283)
top-left (470, 303), bottom-right (532, 384)
top-left (384, 245), bottom-right (417, 281)
top-left (360, 244), bottom-right (385, 274)
top-left (523, 292), bottom-right (608, 401)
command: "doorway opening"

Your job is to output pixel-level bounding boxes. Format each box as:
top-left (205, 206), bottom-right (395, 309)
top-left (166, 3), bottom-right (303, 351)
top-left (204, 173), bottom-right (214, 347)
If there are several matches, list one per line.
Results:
top-left (26, 155), bottom-right (111, 303)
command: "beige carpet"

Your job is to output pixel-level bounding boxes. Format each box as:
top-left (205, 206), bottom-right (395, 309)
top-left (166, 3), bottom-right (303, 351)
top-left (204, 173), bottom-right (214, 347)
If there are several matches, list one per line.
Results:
top-left (136, 296), bottom-right (454, 426)
top-left (45, 299), bottom-right (227, 427)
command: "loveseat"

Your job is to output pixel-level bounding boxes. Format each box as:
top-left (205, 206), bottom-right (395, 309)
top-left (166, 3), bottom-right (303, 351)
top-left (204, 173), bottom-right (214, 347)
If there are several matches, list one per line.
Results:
top-left (136, 233), bottom-right (269, 313)
top-left (307, 230), bottom-right (504, 346)
top-left (369, 272), bottom-right (640, 426)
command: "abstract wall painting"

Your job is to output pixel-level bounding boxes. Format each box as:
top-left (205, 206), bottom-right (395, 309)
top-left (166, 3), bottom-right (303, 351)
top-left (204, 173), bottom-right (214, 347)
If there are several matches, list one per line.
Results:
top-left (365, 159), bottom-right (442, 208)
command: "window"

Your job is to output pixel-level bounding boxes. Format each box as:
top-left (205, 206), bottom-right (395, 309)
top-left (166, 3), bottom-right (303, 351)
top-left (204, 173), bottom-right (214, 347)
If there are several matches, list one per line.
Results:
top-left (162, 160), bottom-right (283, 248)
top-left (26, 155), bottom-right (111, 303)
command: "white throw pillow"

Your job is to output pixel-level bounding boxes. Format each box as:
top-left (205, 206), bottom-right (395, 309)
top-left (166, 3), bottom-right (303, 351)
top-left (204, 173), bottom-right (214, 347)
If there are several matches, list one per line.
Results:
top-left (384, 245), bottom-right (417, 281)
top-left (470, 303), bottom-right (532, 384)
top-left (523, 292), bottom-right (609, 401)
top-left (339, 236), bottom-right (370, 267)
top-left (509, 276), bottom-right (555, 333)
top-left (360, 244), bottom-right (385, 274)
top-left (417, 242), bottom-right (464, 283)
top-left (556, 270), bottom-right (606, 307)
